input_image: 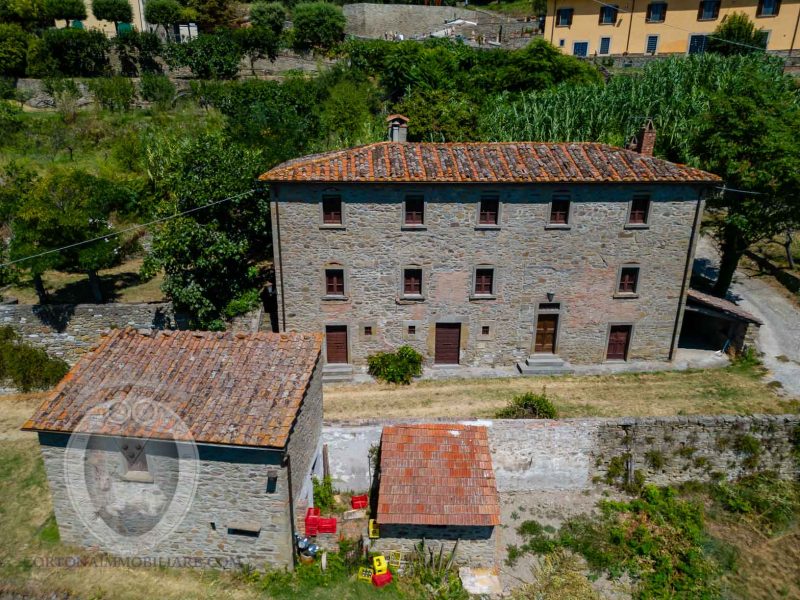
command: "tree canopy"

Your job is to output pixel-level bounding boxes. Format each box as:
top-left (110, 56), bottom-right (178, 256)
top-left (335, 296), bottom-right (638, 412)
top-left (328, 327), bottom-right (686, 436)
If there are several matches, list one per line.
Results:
top-left (91, 0), bottom-right (131, 25)
top-left (43, 0), bottom-right (86, 23)
top-left (290, 2), bottom-right (346, 54)
top-left (250, 1), bottom-right (285, 35)
top-left (708, 12), bottom-right (767, 55)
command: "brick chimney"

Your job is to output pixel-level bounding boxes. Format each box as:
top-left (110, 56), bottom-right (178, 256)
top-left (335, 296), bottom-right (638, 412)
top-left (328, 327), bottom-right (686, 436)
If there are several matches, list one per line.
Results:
top-left (628, 119), bottom-right (656, 156)
top-left (387, 114), bottom-right (409, 142)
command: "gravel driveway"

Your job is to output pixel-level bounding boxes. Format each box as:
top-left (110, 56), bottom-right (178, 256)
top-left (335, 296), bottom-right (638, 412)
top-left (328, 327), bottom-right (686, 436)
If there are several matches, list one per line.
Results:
top-left (695, 237), bottom-right (800, 396)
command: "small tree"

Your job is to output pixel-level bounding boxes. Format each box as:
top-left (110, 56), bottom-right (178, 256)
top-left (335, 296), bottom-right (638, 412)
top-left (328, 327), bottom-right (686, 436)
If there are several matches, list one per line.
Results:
top-left (44, 0), bottom-right (87, 26)
top-left (708, 12), bottom-right (767, 55)
top-left (249, 1), bottom-right (285, 35)
top-left (186, 0), bottom-right (235, 32)
top-left (144, 0), bottom-right (181, 38)
top-left (114, 30), bottom-right (162, 75)
top-left (234, 26), bottom-right (279, 75)
top-left (290, 2), bottom-right (345, 54)
top-left (40, 28), bottom-right (109, 76)
top-left (0, 23), bottom-right (29, 77)
top-left (9, 169), bottom-right (136, 303)
top-left (167, 33), bottom-right (243, 79)
top-left (91, 0), bottom-right (132, 31)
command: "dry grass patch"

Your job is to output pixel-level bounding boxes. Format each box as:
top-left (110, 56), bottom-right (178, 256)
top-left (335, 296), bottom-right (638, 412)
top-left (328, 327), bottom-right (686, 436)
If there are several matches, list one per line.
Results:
top-left (324, 366), bottom-right (796, 421)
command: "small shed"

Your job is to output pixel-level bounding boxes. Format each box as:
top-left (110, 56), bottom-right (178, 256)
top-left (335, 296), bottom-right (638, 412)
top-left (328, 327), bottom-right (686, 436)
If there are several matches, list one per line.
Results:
top-left (23, 328), bottom-right (324, 568)
top-left (682, 289), bottom-right (762, 354)
top-left (374, 424), bottom-right (500, 567)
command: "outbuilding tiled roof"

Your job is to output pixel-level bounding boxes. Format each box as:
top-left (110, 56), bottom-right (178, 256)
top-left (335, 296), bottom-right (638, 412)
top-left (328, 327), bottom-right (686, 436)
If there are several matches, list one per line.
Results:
top-left (22, 328), bottom-right (323, 448)
top-left (377, 424), bottom-right (500, 527)
top-left (686, 289), bottom-right (762, 325)
top-left (259, 142), bottom-right (720, 184)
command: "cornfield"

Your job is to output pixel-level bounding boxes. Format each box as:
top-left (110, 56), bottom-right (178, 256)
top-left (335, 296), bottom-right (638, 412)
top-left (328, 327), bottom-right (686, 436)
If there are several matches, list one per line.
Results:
top-left (478, 54), bottom-right (792, 165)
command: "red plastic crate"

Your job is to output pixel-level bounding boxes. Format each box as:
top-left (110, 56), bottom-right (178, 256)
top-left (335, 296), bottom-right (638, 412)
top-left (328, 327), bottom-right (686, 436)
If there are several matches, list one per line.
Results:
top-left (317, 517), bottom-right (337, 534)
top-left (350, 495), bottom-right (368, 509)
top-left (305, 507), bottom-right (321, 536)
top-left (372, 571), bottom-right (393, 587)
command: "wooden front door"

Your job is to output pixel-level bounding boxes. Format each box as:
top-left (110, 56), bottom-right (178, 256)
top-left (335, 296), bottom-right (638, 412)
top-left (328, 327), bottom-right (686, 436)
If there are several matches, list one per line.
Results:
top-left (434, 323), bottom-right (461, 364)
top-left (606, 325), bottom-right (632, 360)
top-left (325, 325), bottom-right (348, 364)
top-left (534, 314), bottom-right (559, 354)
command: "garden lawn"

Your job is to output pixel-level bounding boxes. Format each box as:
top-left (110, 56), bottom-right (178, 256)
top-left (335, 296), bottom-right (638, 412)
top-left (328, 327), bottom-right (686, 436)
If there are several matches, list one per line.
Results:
top-left (324, 363), bottom-right (797, 421)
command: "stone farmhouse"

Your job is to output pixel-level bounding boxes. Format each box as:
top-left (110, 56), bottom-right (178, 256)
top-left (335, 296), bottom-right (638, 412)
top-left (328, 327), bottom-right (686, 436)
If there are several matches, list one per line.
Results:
top-left (260, 119), bottom-right (720, 379)
top-left (23, 328), bottom-right (323, 568)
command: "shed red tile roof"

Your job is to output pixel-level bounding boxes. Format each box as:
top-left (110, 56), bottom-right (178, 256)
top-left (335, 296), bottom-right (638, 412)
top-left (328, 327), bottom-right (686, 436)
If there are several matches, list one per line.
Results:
top-left (377, 424), bottom-right (500, 527)
top-left (686, 289), bottom-right (762, 325)
top-left (259, 142), bottom-right (720, 184)
top-left (22, 329), bottom-right (323, 448)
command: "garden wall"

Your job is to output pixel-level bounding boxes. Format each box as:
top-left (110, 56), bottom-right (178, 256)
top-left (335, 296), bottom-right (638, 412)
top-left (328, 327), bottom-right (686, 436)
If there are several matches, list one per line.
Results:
top-left (322, 415), bottom-right (800, 493)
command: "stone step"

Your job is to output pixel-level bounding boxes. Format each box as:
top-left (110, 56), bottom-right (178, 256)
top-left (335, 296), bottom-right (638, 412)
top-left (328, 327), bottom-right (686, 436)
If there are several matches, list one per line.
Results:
top-left (322, 364), bottom-right (354, 384)
top-left (525, 355), bottom-right (567, 368)
top-left (516, 363), bottom-right (575, 376)
top-left (517, 355), bottom-right (574, 376)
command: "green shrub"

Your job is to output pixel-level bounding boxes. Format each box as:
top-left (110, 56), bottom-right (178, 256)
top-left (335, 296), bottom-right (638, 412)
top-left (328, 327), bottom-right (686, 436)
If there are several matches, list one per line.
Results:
top-left (0, 327), bottom-right (70, 392)
top-left (711, 472), bottom-right (800, 535)
top-left (139, 72), bottom-right (175, 109)
top-left (312, 475), bottom-right (335, 513)
top-left (495, 391), bottom-right (558, 419)
top-left (734, 433), bottom-right (761, 469)
top-left (367, 345), bottom-right (423, 384)
top-left (114, 30), bottom-right (162, 76)
top-left (88, 76), bottom-right (135, 111)
top-left (223, 288), bottom-right (261, 319)
top-left (0, 102), bottom-right (23, 138)
top-left (290, 1), bottom-right (346, 54)
top-left (166, 33), bottom-right (243, 79)
top-left (40, 28), bottom-right (110, 77)
top-left (645, 449), bottom-right (666, 470)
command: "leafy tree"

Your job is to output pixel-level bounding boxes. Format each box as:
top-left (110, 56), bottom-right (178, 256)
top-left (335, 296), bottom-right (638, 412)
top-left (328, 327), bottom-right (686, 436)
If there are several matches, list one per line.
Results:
top-left (144, 0), bottom-right (180, 37)
top-left (290, 2), bottom-right (345, 54)
top-left (114, 30), bottom-right (162, 75)
top-left (40, 27), bottom-right (109, 76)
top-left (0, 23), bottom-right (29, 77)
top-left (43, 0), bottom-right (87, 25)
top-left (708, 12), bottom-right (767, 55)
top-left (249, 1), bottom-right (285, 34)
top-left (318, 79), bottom-right (381, 146)
top-left (0, 0), bottom-right (47, 28)
top-left (394, 88), bottom-right (480, 142)
top-left (143, 133), bottom-right (271, 329)
top-left (186, 0), bottom-right (235, 32)
top-left (91, 0), bottom-right (132, 30)
top-left (234, 26), bottom-right (280, 75)
top-left (692, 64), bottom-right (800, 295)
top-left (8, 169), bottom-right (137, 303)
top-left (139, 72), bottom-right (175, 109)
top-left (166, 33), bottom-right (243, 79)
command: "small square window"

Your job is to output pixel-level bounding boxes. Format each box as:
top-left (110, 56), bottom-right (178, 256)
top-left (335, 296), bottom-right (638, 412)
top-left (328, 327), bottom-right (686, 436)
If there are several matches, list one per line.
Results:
top-left (697, 0), bottom-right (720, 20)
top-left (599, 4), bottom-right (618, 24)
top-left (322, 195), bottom-right (342, 225)
top-left (628, 195), bottom-right (651, 225)
top-left (556, 8), bottom-right (573, 26)
top-left (474, 268), bottom-right (494, 296)
top-left (408, 325), bottom-right (416, 335)
top-left (646, 2), bottom-right (667, 22)
top-left (478, 196), bottom-right (499, 226)
top-left (618, 267), bottom-right (640, 294)
top-left (481, 325), bottom-right (490, 336)
top-left (364, 326), bottom-right (373, 336)
top-left (325, 269), bottom-right (345, 296)
top-left (757, 0), bottom-right (780, 16)
top-left (550, 195), bottom-right (570, 225)
top-left (404, 196), bottom-right (424, 225)
top-left (403, 268), bottom-right (423, 296)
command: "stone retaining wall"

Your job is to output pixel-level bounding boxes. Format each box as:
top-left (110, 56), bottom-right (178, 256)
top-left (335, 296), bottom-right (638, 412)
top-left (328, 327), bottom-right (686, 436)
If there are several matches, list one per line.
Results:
top-left (0, 302), bottom-right (182, 363)
top-left (322, 414), bottom-right (800, 492)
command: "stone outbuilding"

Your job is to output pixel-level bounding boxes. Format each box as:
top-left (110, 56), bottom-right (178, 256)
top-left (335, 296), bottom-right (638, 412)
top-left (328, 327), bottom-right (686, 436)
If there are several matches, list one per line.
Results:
top-left (373, 423), bottom-right (501, 567)
top-left (681, 288), bottom-right (762, 354)
top-left (23, 328), bottom-right (324, 569)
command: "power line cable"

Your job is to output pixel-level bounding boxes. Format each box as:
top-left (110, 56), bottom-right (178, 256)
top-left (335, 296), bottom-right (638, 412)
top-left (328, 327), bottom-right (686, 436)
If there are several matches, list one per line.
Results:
top-left (0, 189), bottom-right (257, 270)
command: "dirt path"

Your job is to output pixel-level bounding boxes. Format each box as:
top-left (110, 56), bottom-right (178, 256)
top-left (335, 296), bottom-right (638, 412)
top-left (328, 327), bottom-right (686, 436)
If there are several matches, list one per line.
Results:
top-left (695, 236), bottom-right (800, 396)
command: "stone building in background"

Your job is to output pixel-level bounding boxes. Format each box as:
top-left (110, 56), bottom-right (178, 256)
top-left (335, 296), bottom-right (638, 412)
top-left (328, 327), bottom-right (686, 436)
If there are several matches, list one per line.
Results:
top-left (261, 118), bottom-right (720, 380)
top-left (23, 328), bottom-right (323, 568)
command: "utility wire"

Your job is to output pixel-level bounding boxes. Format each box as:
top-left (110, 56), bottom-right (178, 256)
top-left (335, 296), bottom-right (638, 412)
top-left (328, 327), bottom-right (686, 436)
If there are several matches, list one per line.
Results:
top-left (0, 189), bottom-right (257, 270)
top-left (589, 0), bottom-right (771, 53)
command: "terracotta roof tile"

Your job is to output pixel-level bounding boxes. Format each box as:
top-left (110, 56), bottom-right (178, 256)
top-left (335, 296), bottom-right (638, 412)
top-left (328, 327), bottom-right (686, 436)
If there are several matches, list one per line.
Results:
top-left (260, 142), bottom-right (720, 185)
top-left (22, 329), bottom-right (323, 448)
top-left (377, 424), bottom-right (500, 527)
top-left (686, 289), bottom-right (762, 325)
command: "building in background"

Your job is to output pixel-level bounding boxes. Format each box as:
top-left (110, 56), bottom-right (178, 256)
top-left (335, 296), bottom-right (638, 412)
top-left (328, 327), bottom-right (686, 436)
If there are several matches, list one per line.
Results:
top-left (544, 0), bottom-right (800, 57)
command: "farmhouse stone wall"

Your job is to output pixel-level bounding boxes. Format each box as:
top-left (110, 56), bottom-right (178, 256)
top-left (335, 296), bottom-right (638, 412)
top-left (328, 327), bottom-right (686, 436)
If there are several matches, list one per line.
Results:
top-left (0, 302), bottom-right (182, 363)
top-left (272, 182), bottom-right (704, 367)
top-left (286, 359), bottom-right (325, 504)
top-left (344, 4), bottom-right (475, 38)
top-left (322, 415), bottom-right (800, 492)
top-left (38, 433), bottom-right (295, 568)
top-left (372, 524), bottom-right (497, 568)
